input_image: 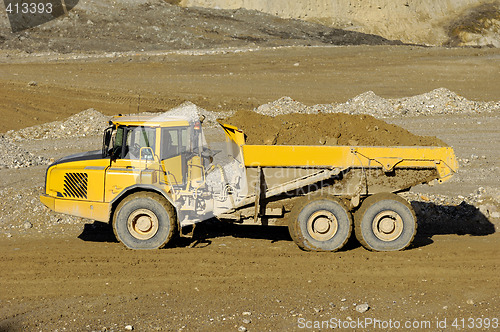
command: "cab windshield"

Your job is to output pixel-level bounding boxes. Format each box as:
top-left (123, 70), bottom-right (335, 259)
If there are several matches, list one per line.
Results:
top-left (111, 126), bottom-right (156, 160)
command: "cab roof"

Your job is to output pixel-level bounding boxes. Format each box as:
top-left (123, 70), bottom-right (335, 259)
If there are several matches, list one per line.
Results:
top-left (111, 114), bottom-right (191, 127)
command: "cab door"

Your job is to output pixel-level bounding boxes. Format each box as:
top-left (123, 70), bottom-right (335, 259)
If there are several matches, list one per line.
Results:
top-left (160, 127), bottom-right (189, 187)
top-left (105, 125), bottom-right (160, 202)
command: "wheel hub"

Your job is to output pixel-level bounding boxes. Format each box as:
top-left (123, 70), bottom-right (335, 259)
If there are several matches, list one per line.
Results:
top-left (379, 218), bottom-right (396, 233)
top-left (372, 210), bottom-right (403, 242)
top-left (307, 210), bottom-right (338, 241)
top-left (127, 208), bottom-right (159, 240)
top-left (136, 216), bottom-right (153, 232)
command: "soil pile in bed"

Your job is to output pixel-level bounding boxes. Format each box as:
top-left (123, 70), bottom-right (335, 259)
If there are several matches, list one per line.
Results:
top-left (223, 110), bottom-right (446, 146)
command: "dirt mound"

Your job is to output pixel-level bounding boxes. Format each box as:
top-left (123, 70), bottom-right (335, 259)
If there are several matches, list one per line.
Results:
top-left (223, 110), bottom-right (446, 146)
top-left (0, 0), bottom-right (399, 54)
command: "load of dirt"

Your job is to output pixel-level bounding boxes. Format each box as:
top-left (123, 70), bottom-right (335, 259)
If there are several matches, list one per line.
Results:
top-left (223, 110), bottom-right (446, 147)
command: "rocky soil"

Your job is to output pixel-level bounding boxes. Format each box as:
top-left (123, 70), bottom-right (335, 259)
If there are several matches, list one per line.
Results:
top-left (0, 0), bottom-right (399, 55)
top-left (182, 0), bottom-right (500, 47)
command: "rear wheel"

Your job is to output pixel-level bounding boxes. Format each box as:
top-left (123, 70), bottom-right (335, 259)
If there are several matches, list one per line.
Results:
top-left (113, 192), bottom-right (177, 249)
top-left (354, 193), bottom-right (416, 251)
top-left (289, 197), bottom-right (352, 252)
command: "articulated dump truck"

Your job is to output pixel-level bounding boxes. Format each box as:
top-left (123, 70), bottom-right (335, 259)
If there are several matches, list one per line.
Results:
top-left (40, 114), bottom-right (458, 252)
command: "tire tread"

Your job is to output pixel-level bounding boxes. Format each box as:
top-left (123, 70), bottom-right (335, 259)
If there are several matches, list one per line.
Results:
top-left (354, 192), bottom-right (416, 251)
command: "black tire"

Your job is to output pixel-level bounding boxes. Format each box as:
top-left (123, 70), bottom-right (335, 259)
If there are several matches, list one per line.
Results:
top-left (289, 197), bottom-right (352, 252)
top-left (354, 193), bottom-right (416, 251)
top-left (113, 192), bottom-right (177, 249)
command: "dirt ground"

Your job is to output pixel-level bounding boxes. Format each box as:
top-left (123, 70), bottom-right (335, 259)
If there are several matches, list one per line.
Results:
top-left (1, 45), bottom-right (500, 331)
top-left (1, 45), bottom-right (500, 132)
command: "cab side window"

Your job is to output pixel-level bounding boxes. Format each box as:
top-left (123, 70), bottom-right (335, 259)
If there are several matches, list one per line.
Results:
top-left (161, 128), bottom-right (188, 160)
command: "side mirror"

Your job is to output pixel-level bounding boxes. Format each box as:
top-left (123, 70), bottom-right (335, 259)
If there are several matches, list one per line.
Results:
top-left (102, 127), bottom-right (113, 158)
top-left (140, 147), bottom-right (154, 161)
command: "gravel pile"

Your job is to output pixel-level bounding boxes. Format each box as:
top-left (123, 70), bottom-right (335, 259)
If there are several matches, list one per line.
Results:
top-left (0, 137), bottom-right (50, 169)
top-left (0, 185), bottom-right (85, 238)
top-left (3, 108), bottom-right (110, 141)
top-left (255, 88), bottom-right (500, 118)
top-left (140, 101), bottom-right (230, 128)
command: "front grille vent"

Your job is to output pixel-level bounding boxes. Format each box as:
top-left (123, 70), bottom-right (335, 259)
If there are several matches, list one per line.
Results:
top-left (63, 172), bottom-right (88, 199)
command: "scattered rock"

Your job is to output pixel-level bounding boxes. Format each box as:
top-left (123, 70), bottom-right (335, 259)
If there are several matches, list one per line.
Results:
top-left (355, 303), bottom-right (370, 313)
top-left (3, 108), bottom-right (110, 141)
top-left (23, 221), bottom-right (33, 229)
top-left (28, 81), bottom-right (38, 86)
top-left (0, 137), bottom-right (50, 169)
top-left (125, 325), bottom-right (133, 331)
top-left (238, 326), bottom-right (247, 332)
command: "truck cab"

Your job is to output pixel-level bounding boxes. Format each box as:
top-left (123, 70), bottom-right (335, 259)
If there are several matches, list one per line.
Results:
top-left (41, 114), bottom-right (227, 249)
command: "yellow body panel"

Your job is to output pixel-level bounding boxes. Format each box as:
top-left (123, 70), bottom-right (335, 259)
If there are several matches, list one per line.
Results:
top-left (104, 159), bottom-right (152, 202)
top-left (40, 195), bottom-right (110, 222)
top-left (242, 145), bottom-right (457, 171)
top-left (161, 155), bottom-right (184, 185)
top-left (45, 159), bottom-right (107, 201)
top-left (219, 121), bottom-right (246, 146)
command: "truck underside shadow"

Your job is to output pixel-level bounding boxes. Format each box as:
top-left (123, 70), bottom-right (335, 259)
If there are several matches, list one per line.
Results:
top-left (78, 221), bottom-right (117, 243)
top-left (412, 201), bottom-right (495, 236)
top-left (410, 200), bottom-right (494, 249)
top-left (77, 200), bottom-right (494, 251)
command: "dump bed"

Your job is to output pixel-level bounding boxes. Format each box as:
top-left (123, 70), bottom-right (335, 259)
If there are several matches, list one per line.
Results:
top-left (219, 122), bottom-right (458, 200)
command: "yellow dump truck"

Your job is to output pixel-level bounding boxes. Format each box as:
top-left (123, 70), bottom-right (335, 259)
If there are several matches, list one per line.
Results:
top-left (40, 114), bottom-right (458, 252)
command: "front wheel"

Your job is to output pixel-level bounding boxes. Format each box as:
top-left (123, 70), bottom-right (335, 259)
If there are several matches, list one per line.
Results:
top-left (113, 192), bottom-right (177, 249)
top-left (289, 197), bottom-right (352, 252)
top-left (354, 193), bottom-right (416, 251)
